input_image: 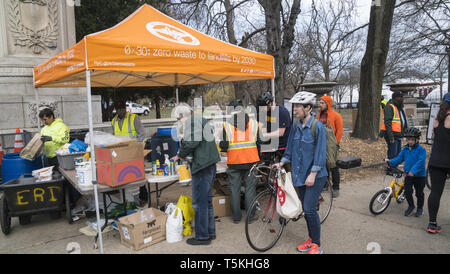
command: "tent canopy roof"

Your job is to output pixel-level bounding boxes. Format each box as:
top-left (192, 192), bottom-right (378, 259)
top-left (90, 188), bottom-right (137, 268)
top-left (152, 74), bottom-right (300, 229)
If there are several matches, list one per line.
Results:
top-left (33, 4), bottom-right (274, 88)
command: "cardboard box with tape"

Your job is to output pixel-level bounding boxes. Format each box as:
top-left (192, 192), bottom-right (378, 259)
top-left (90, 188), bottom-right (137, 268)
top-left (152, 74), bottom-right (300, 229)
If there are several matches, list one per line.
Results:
top-left (117, 208), bottom-right (167, 251)
top-left (95, 140), bottom-right (145, 187)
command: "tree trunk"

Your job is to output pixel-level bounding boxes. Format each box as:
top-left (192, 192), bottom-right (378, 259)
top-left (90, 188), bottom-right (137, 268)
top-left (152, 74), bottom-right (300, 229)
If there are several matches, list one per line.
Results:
top-left (259, 0), bottom-right (301, 104)
top-left (353, 0), bottom-right (396, 140)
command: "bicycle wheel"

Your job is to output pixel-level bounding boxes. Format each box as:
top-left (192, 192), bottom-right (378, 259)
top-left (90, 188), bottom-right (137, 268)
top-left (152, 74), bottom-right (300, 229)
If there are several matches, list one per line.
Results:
top-left (245, 189), bottom-right (286, 252)
top-left (318, 180), bottom-right (333, 224)
top-left (369, 189), bottom-right (392, 215)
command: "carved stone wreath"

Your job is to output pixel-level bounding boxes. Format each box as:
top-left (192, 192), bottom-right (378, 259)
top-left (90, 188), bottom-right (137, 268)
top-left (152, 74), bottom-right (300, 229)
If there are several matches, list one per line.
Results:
top-left (7, 0), bottom-right (59, 55)
top-left (27, 101), bottom-right (60, 125)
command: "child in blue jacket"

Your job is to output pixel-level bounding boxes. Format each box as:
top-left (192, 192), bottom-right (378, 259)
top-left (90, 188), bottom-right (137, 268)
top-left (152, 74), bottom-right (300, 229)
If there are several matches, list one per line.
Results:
top-left (385, 127), bottom-right (427, 217)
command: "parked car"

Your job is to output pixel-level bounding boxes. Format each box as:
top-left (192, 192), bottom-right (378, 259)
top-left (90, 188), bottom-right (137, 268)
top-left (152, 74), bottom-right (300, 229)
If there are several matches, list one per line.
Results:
top-left (112, 102), bottom-right (150, 116)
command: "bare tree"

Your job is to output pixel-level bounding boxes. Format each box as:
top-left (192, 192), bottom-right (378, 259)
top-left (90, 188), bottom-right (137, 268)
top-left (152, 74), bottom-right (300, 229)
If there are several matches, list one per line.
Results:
top-left (353, 0), bottom-right (397, 140)
top-left (299, 0), bottom-right (363, 83)
top-left (258, 0), bottom-right (301, 104)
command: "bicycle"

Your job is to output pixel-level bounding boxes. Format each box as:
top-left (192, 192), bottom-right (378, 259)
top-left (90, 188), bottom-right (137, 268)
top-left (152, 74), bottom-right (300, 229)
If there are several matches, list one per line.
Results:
top-left (244, 164), bottom-right (333, 252)
top-left (369, 163), bottom-right (406, 215)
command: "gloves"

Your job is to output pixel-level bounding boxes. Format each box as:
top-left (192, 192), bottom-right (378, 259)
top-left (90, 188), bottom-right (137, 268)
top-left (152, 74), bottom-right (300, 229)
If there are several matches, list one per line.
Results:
top-left (41, 135), bottom-right (52, 143)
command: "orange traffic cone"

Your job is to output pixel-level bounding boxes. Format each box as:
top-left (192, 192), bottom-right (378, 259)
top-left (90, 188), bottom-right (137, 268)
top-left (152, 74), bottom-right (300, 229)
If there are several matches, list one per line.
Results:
top-left (0, 142), bottom-right (4, 165)
top-left (14, 128), bottom-right (25, 153)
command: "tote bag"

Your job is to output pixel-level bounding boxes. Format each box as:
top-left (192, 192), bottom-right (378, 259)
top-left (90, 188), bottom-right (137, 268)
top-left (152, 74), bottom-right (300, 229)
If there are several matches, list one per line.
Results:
top-left (276, 168), bottom-right (302, 219)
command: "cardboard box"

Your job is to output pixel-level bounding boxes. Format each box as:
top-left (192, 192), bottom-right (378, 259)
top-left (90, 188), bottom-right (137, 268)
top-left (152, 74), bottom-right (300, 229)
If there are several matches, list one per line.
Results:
top-left (212, 180), bottom-right (231, 217)
top-left (20, 133), bottom-right (43, 161)
top-left (95, 140), bottom-right (145, 187)
top-left (213, 195), bottom-right (232, 218)
top-left (117, 208), bottom-right (167, 251)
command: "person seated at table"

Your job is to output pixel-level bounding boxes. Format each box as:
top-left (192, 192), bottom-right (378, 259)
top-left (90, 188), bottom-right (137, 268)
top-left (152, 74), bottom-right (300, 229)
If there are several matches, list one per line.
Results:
top-left (111, 100), bottom-right (147, 206)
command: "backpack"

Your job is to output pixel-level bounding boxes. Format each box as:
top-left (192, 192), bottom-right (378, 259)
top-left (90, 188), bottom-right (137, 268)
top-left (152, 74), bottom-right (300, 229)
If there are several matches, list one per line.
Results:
top-left (296, 119), bottom-right (340, 169)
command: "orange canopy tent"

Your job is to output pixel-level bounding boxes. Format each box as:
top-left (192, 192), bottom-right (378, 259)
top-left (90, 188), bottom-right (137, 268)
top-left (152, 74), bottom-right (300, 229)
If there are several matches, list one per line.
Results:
top-left (33, 4), bottom-right (274, 254)
top-left (33, 4), bottom-right (274, 89)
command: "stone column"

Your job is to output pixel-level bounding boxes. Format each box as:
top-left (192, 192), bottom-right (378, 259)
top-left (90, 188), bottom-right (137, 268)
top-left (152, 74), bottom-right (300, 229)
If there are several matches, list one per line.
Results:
top-left (0, 0), bottom-right (101, 133)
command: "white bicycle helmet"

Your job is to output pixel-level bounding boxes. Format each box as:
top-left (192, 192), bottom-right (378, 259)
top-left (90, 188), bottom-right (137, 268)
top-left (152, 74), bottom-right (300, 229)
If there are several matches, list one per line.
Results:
top-left (289, 91), bottom-right (316, 105)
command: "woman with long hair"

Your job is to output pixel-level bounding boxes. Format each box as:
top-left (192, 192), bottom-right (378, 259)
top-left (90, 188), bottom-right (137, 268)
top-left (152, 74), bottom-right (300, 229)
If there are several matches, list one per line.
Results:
top-left (426, 92), bottom-right (450, 233)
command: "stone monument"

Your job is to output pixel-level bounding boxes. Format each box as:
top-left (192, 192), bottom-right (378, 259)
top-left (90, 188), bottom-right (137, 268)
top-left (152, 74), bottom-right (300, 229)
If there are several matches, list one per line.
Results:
top-left (0, 0), bottom-right (101, 133)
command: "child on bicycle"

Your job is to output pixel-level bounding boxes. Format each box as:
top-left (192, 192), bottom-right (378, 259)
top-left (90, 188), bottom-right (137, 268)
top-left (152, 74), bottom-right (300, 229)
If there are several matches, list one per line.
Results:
top-left (385, 127), bottom-right (426, 217)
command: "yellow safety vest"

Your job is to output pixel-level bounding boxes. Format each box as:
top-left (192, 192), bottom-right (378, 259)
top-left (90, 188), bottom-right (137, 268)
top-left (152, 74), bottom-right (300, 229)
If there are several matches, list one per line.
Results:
top-left (112, 113), bottom-right (138, 138)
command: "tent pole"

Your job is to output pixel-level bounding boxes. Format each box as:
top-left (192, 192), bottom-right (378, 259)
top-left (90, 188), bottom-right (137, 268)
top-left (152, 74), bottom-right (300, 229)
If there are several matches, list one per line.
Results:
top-left (86, 69), bottom-right (104, 254)
top-left (34, 87), bottom-right (44, 167)
top-left (271, 78), bottom-right (275, 99)
top-left (176, 87), bottom-right (179, 104)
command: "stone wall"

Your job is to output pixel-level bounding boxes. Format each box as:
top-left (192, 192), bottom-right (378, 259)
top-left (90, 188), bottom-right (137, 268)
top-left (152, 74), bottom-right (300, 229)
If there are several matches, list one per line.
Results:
top-left (0, 95), bottom-right (102, 133)
top-left (0, 0), bottom-right (101, 131)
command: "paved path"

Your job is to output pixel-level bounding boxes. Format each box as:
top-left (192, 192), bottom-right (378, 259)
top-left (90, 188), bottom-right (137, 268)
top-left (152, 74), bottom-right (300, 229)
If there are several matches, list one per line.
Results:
top-left (1, 171), bottom-right (449, 254)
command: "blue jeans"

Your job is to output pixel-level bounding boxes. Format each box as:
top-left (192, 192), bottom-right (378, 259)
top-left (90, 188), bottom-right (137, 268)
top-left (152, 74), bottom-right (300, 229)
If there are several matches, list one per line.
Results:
top-left (385, 136), bottom-right (402, 159)
top-left (191, 164), bottom-right (217, 240)
top-left (297, 176), bottom-right (327, 246)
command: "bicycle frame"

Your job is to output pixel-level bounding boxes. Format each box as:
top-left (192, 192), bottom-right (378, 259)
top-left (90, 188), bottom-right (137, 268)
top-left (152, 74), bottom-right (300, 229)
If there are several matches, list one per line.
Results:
top-left (383, 176), bottom-right (405, 201)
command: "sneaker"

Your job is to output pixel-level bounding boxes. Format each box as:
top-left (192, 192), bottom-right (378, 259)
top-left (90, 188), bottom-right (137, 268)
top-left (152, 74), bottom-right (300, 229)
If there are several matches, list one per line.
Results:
top-left (332, 189), bottom-right (339, 198)
top-left (427, 223), bottom-right (442, 234)
top-left (415, 209), bottom-right (423, 217)
top-left (186, 238), bottom-right (211, 246)
top-left (296, 238), bottom-right (312, 252)
top-left (307, 244), bottom-right (323, 254)
top-left (404, 206), bottom-right (415, 216)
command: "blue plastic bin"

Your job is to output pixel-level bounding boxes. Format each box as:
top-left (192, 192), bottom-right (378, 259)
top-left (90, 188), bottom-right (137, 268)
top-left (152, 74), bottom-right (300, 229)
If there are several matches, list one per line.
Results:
top-left (1, 153), bottom-right (43, 184)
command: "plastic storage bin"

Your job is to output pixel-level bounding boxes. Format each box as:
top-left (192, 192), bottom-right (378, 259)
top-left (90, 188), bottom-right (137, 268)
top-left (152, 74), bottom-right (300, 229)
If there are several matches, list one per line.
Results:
top-left (1, 153), bottom-right (43, 184)
top-left (57, 152), bottom-right (86, 170)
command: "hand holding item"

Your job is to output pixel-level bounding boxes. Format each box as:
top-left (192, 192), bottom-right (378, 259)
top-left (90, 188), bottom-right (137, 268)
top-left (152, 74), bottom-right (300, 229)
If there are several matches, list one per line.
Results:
top-left (41, 135), bottom-right (52, 143)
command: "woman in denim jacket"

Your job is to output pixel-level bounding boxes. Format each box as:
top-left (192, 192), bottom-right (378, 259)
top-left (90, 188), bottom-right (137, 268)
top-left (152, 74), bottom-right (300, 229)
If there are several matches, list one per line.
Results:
top-left (274, 92), bottom-right (328, 254)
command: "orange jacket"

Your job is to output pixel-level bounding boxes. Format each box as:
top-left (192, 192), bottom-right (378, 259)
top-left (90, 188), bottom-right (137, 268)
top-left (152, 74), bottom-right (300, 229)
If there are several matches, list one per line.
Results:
top-left (318, 96), bottom-right (344, 144)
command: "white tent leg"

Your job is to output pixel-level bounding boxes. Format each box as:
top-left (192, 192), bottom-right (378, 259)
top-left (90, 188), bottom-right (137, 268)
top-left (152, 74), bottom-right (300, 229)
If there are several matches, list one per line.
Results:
top-left (86, 70), bottom-right (104, 254)
top-left (34, 88), bottom-right (44, 167)
top-left (271, 78), bottom-right (275, 99)
top-left (176, 87), bottom-right (179, 104)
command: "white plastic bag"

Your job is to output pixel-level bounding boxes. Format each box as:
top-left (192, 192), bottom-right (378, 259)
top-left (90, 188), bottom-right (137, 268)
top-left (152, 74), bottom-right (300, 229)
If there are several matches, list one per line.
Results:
top-left (276, 168), bottom-right (302, 219)
top-left (84, 131), bottom-right (131, 147)
top-left (165, 203), bottom-right (183, 243)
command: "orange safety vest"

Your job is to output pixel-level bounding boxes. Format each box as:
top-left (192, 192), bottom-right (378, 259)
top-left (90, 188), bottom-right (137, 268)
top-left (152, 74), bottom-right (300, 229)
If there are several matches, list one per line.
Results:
top-left (381, 104), bottom-right (402, 132)
top-left (223, 119), bottom-right (260, 165)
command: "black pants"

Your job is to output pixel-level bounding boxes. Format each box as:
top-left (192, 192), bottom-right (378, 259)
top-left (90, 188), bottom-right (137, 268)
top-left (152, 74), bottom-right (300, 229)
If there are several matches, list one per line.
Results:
top-left (428, 166), bottom-right (450, 223)
top-left (139, 186), bottom-right (148, 201)
top-left (329, 167), bottom-right (340, 190)
top-left (404, 176), bottom-right (425, 209)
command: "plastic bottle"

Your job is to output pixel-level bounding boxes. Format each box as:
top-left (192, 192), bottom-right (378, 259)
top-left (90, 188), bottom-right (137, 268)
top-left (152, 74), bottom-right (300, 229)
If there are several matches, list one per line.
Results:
top-left (152, 161), bottom-right (157, 175)
top-left (164, 155), bottom-right (171, 176)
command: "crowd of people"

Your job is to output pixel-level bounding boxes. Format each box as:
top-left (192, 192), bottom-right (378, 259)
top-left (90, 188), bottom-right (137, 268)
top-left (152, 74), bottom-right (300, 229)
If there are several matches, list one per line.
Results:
top-left (36, 89), bottom-right (450, 254)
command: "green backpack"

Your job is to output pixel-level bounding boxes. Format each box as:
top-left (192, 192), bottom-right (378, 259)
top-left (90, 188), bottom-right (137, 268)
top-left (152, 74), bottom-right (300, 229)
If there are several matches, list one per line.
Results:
top-left (296, 119), bottom-right (340, 169)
